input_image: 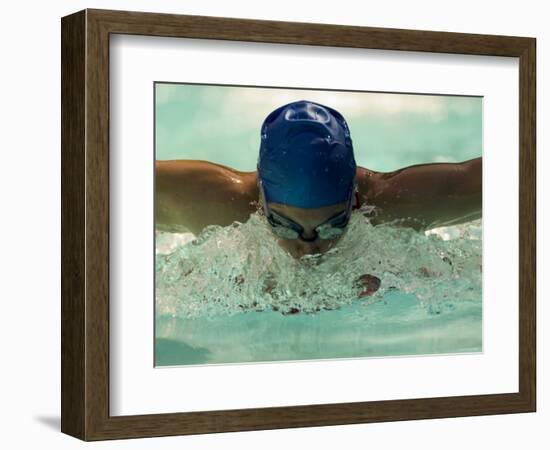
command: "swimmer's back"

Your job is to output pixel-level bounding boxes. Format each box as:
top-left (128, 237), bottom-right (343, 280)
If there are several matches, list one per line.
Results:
top-left (155, 160), bottom-right (258, 234)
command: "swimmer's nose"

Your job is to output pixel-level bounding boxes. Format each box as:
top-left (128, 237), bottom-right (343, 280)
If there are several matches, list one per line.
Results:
top-left (299, 229), bottom-right (318, 242)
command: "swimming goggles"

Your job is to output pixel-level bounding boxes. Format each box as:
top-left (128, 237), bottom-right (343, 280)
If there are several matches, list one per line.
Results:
top-left (258, 180), bottom-right (355, 241)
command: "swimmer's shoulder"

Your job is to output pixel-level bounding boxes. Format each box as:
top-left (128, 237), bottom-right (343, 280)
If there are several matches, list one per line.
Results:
top-left (156, 159), bottom-right (238, 177)
top-left (156, 159), bottom-right (256, 190)
top-left (155, 160), bottom-right (259, 233)
top-left (356, 166), bottom-right (383, 204)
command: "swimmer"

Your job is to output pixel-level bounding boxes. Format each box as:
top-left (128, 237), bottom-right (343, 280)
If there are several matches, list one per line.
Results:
top-left (156, 100), bottom-right (481, 264)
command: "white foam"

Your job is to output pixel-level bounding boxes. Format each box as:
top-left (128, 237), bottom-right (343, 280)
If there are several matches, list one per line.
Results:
top-left (155, 214), bottom-right (482, 318)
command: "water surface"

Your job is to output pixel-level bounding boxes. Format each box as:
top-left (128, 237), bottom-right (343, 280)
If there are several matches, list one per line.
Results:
top-left (155, 211), bottom-right (482, 366)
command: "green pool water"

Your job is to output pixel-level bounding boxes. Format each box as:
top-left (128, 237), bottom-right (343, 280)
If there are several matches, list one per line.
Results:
top-left (155, 215), bottom-right (482, 366)
top-left (155, 290), bottom-right (481, 366)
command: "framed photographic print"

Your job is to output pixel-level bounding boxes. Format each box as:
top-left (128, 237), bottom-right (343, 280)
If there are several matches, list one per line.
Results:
top-left (61, 9), bottom-right (536, 441)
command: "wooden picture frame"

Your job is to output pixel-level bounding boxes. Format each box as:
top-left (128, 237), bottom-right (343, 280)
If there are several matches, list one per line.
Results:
top-left (61, 8), bottom-right (536, 441)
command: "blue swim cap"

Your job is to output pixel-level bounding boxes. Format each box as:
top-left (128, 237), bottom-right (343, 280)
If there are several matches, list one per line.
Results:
top-left (257, 100), bottom-right (356, 208)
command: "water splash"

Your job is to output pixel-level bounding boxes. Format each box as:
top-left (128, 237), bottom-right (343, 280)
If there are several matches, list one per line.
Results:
top-left (155, 208), bottom-right (481, 318)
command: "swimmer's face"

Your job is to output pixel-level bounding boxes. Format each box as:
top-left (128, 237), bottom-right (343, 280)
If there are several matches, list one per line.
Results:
top-left (267, 201), bottom-right (351, 259)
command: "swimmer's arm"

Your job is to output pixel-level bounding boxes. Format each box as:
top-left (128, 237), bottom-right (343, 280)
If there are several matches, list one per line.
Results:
top-left (358, 157), bottom-right (482, 231)
top-left (155, 160), bottom-right (258, 234)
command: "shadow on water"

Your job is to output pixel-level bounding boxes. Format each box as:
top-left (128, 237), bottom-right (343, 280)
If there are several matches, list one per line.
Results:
top-left (155, 339), bottom-right (212, 366)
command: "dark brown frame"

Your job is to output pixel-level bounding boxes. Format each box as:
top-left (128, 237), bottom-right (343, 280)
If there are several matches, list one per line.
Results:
top-left (61, 8), bottom-right (536, 441)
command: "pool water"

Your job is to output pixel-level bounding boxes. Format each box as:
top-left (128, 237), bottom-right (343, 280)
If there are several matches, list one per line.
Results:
top-left (155, 209), bottom-right (482, 366)
top-left (155, 292), bottom-right (481, 366)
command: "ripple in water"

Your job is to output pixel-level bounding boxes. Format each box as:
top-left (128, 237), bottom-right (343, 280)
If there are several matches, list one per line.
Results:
top-left (156, 207), bottom-right (481, 318)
